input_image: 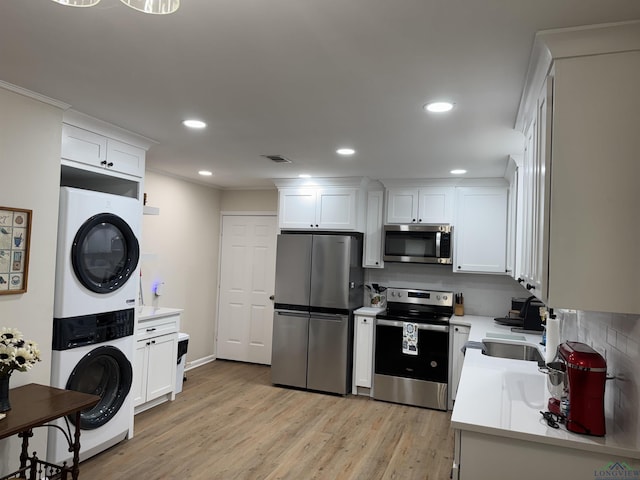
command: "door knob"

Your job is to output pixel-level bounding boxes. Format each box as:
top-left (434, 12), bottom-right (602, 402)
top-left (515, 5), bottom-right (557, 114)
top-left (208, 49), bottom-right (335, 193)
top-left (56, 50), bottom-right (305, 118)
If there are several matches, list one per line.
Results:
top-left (269, 295), bottom-right (275, 301)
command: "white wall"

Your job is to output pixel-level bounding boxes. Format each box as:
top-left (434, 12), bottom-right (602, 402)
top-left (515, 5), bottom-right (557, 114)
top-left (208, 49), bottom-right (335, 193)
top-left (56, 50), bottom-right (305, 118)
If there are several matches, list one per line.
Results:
top-left (367, 263), bottom-right (528, 316)
top-left (140, 171), bottom-right (221, 364)
top-left (559, 309), bottom-right (640, 446)
top-left (0, 86), bottom-right (63, 474)
top-left (220, 189), bottom-right (277, 212)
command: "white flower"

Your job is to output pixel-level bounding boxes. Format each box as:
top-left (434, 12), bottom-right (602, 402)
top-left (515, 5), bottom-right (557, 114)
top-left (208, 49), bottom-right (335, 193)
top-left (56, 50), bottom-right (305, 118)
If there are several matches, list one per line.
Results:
top-left (0, 328), bottom-right (23, 344)
top-left (14, 347), bottom-right (34, 371)
top-left (0, 344), bottom-right (15, 365)
top-left (0, 328), bottom-right (40, 376)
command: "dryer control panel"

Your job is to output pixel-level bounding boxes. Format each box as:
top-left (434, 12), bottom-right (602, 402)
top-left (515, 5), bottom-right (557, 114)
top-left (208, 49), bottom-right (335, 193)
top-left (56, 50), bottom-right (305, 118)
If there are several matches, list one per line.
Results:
top-left (53, 308), bottom-right (134, 350)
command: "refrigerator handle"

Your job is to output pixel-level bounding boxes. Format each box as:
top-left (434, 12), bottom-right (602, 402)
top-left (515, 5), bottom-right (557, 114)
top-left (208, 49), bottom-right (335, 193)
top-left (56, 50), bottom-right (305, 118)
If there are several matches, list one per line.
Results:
top-left (275, 311), bottom-right (309, 319)
top-left (311, 313), bottom-right (348, 322)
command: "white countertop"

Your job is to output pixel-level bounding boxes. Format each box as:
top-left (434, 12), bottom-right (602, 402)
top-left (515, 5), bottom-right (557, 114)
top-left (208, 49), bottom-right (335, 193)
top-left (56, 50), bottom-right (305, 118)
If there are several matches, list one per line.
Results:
top-left (450, 315), bottom-right (640, 459)
top-left (354, 306), bottom-right (386, 316)
top-left (138, 306), bottom-right (183, 321)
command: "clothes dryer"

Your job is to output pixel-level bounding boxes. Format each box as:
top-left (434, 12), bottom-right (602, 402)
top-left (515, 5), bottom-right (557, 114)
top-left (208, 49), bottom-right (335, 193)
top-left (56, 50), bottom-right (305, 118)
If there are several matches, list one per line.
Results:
top-left (48, 309), bottom-right (135, 464)
top-left (55, 187), bottom-right (140, 318)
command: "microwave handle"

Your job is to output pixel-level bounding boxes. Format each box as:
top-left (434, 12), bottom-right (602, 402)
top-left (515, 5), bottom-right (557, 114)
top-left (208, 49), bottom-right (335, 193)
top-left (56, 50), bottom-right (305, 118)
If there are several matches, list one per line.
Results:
top-left (435, 231), bottom-right (441, 258)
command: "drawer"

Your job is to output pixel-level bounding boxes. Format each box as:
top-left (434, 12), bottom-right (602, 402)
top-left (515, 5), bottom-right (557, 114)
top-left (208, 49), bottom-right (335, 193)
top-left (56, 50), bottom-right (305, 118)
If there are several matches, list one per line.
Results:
top-left (137, 316), bottom-right (179, 340)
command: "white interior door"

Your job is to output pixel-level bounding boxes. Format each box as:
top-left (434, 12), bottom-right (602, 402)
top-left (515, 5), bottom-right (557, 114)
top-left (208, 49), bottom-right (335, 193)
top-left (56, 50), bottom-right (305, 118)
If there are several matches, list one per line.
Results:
top-left (217, 215), bottom-right (277, 364)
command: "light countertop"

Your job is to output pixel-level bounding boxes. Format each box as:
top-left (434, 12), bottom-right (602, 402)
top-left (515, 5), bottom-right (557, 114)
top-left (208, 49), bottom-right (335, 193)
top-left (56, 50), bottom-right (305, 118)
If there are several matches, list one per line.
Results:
top-left (138, 306), bottom-right (183, 321)
top-left (354, 306), bottom-right (386, 316)
top-left (450, 315), bottom-right (640, 459)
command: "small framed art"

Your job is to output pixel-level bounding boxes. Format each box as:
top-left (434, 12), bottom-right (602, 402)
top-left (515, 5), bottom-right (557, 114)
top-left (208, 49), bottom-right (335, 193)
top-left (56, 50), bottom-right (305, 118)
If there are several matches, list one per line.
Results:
top-left (0, 207), bottom-right (32, 294)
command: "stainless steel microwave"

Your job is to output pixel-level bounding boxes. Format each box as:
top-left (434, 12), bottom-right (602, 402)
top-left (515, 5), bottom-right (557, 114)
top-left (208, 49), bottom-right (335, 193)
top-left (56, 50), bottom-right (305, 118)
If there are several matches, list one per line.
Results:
top-left (383, 224), bottom-right (453, 264)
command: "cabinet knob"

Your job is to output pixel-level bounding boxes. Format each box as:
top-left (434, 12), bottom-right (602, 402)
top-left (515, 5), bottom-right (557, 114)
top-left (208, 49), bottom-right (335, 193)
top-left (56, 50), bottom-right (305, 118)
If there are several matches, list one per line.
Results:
top-left (517, 277), bottom-right (524, 284)
top-left (526, 283), bottom-right (535, 290)
top-left (146, 328), bottom-right (156, 332)
top-left (315, 224), bottom-right (319, 228)
top-left (310, 224), bottom-right (314, 227)
top-left (151, 340), bottom-right (156, 344)
top-left (375, 261), bottom-right (379, 265)
top-left (455, 327), bottom-right (459, 332)
top-left (363, 319), bottom-right (367, 323)
top-left (100, 160), bottom-right (107, 166)
top-left (146, 342), bottom-right (151, 346)
top-left (418, 219), bottom-right (422, 223)
top-left (107, 162), bottom-right (114, 167)
top-left (457, 266), bottom-right (461, 269)
top-left (412, 219), bottom-right (416, 222)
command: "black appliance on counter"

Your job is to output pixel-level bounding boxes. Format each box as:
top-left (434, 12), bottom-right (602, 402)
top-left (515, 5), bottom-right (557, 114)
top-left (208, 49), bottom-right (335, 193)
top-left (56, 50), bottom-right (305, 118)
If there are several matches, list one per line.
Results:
top-left (373, 287), bottom-right (453, 411)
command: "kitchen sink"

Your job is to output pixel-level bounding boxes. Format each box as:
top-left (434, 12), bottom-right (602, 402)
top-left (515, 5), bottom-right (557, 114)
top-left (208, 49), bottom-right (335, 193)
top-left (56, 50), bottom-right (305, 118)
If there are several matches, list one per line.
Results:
top-left (482, 340), bottom-right (544, 364)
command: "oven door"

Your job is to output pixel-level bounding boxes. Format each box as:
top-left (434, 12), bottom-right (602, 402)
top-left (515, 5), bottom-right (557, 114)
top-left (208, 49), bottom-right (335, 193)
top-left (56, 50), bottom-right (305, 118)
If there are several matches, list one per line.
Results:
top-left (374, 319), bottom-right (449, 383)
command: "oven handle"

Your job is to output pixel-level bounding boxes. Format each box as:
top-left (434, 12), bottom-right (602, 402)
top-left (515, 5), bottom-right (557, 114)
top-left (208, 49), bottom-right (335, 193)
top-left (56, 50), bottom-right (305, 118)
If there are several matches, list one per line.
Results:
top-left (376, 319), bottom-right (449, 332)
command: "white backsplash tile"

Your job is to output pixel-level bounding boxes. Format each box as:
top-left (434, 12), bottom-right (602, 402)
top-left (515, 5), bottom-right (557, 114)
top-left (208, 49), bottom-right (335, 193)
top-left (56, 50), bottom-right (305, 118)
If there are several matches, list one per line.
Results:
top-left (557, 309), bottom-right (640, 444)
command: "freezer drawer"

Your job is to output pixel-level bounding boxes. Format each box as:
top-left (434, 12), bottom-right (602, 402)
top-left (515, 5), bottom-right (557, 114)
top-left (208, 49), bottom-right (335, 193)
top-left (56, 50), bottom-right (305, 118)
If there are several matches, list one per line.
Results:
top-left (307, 312), bottom-right (351, 394)
top-left (271, 310), bottom-right (309, 388)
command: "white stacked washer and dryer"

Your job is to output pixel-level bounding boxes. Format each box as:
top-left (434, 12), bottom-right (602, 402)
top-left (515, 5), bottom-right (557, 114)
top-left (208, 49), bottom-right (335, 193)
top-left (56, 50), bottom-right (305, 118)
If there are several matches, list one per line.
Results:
top-left (48, 186), bottom-right (140, 465)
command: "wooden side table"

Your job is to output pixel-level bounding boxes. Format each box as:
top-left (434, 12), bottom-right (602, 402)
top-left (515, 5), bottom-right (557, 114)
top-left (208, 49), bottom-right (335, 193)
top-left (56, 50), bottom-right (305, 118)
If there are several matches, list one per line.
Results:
top-left (0, 384), bottom-right (99, 480)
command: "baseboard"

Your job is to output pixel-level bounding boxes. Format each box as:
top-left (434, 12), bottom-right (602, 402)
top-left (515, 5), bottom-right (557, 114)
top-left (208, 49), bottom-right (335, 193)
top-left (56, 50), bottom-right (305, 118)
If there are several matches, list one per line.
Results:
top-left (185, 355), bottom-right (216, 371)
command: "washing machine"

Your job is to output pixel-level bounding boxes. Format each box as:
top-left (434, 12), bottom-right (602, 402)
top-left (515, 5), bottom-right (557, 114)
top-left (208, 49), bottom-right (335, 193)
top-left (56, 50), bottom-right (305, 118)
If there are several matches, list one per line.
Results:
top-left (48, 309), bottom-right (135, 465)
top-left (54, 187), bottom-right (141, 319)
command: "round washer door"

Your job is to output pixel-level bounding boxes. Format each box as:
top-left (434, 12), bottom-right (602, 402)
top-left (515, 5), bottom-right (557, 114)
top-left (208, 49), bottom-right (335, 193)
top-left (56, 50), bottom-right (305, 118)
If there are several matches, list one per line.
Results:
top-left (66, 345), bottom-right (133, 430)
top-left (71, 213), bottom-right (140, 294)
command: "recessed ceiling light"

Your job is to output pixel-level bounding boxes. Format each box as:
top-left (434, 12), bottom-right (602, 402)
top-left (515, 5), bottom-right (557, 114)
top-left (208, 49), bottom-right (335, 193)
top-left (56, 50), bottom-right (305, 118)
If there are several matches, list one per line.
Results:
top-left (183, 119), bottom-right (207, 129)
top-left (451, 169), bottom-right (467, 175)
top-left (336, 148), bottom-right (356, 156)
top-left (424, 102), bottom-right (454, 113)
top-left (298, 174), bottom-right (311, 178)
top-left (198, 170), bottom-right (213, 176)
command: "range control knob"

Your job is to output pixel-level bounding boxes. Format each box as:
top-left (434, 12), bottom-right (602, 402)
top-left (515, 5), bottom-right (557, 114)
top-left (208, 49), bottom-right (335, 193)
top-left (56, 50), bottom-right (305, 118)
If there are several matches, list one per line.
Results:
top-left (398, 292), bottom-right (403, 297)
top-left (436, 295), bottom-right (441, 300)
top-left (443, 295), bottom-right (448, 301)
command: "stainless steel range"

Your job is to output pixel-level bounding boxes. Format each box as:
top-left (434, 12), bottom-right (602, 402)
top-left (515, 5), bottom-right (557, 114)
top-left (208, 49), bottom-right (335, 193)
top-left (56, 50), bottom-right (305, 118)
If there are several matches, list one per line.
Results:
top-left (373, 287), bottom-right (453, 410)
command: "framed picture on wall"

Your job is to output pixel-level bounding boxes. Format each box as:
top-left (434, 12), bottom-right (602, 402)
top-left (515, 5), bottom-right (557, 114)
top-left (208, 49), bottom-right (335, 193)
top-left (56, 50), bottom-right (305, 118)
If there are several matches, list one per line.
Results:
top-left (0, 207), bottom-right (32, 294)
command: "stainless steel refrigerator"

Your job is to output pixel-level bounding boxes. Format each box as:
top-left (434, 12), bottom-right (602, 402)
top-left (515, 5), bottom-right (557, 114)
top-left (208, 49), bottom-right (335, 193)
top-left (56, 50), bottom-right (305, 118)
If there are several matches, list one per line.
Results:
top-left (271, 233), bottom-right (363, 395)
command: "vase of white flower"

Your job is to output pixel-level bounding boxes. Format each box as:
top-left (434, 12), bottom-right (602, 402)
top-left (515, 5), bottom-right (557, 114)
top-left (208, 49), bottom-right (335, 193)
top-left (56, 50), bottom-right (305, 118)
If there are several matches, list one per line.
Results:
top-left (0, 327), bottom-right (41, 413)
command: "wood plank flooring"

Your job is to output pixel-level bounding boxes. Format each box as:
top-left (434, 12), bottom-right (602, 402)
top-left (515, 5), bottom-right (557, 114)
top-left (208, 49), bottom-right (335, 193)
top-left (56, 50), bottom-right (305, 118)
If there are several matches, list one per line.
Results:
top-left (78, 360), bottom-right (454, 479)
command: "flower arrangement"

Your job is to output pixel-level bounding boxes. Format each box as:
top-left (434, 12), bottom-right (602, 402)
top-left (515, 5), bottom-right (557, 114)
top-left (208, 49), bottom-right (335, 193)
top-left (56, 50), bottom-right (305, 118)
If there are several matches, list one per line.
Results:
top-left (0, 327), bottom-right (41, 378)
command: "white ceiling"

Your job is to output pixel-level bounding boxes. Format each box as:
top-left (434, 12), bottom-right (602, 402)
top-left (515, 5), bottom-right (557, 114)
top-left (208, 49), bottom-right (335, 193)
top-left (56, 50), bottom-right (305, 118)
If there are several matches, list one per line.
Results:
top-left (1, 1), bottom-right (639, 188)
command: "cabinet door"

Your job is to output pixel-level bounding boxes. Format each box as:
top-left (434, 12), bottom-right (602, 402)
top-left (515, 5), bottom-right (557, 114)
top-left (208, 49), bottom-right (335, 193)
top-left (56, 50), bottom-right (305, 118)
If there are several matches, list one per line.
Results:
top-left (146, 333), bottom-right (178, 401)
top-left (454, 187), bottom-right (507, 273)
top-left (450, 325), bottom-right (470, 403)
top-left (386, 188), bottom-right (419, 223)
top-left (363, 190), bottom-right (384, 268)
top-left (132, 340), bottom-right (148, 407)
top-left (61, 124), bottom-right (107, 167)
top-left (417, 187), bottom-right (454, 224)
top-left (316, 188), bottom-right (357, 230)
top-left (106, 139), bottom-right (145, 178)
top-left (279, 189), bottom-right (317, 229)
top-left (354, 315), bottom-right (373, 388)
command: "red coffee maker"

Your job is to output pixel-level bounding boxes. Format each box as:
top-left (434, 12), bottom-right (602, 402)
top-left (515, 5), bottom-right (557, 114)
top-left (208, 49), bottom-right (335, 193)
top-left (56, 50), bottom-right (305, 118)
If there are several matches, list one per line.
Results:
top-left (558, 341), bottom-right (607, 436)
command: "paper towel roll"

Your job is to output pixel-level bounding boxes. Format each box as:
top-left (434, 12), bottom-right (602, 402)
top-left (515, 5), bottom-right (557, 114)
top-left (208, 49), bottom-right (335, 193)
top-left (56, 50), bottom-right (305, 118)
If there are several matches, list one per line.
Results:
top-left (545, 316), bottom-right (560, 364)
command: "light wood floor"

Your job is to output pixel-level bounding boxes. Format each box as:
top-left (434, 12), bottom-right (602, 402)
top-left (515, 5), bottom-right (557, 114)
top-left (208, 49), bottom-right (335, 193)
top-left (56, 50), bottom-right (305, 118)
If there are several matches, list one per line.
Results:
top-left (79, 360), bottom-right (454, 479)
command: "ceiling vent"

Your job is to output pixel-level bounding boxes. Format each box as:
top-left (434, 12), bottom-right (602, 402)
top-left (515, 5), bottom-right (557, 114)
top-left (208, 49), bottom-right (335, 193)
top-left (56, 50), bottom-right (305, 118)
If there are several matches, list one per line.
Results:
top-left (261, 154), bottom-right (292, 164)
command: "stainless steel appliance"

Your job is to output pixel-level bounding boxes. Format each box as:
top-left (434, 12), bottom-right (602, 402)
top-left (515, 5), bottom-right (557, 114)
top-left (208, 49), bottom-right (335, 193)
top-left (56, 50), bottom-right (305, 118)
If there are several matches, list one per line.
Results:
top-left (271, 233), bottom-right (363, 395)
top-left (374, 287), bottom-right (453, 410)
top-left (383, 224), bottom-right (452, 264)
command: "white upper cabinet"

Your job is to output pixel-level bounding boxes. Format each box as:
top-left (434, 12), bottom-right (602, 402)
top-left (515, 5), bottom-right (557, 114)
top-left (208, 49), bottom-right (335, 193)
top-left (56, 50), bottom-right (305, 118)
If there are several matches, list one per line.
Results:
top-left (514, 22), bottom-right (640, 314)
top-left (454, 186), bottom-right (508, 274)
top-left (278, 186), bottom-right (360, 231)
top-left (61, 115), bottom-right (149, 180)
top-left (363, 189), bottom-right (384, 268)
top-left (386, 186), bottom-right (453, 224)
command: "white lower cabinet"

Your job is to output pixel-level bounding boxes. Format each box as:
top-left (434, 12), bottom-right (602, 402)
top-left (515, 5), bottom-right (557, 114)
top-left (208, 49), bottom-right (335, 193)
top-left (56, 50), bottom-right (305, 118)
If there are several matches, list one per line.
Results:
top-left (454, 429), bottom-right (635, 480)
top-left (449, 324), bottom-right (470, 409)
top-left (133, 312), bottom-right (180, 414)
top-left (352, 312), bottom-right (376, 394)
